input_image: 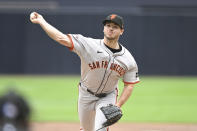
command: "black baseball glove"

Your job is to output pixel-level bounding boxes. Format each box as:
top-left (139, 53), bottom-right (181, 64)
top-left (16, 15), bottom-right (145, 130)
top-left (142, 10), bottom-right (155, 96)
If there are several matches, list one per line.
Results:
top-left (100, 104), bottom-right (123, 127)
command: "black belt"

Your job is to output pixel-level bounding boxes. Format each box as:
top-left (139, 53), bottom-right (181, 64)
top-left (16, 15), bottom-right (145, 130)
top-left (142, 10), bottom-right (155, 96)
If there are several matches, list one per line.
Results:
top-left (87, 89), bottom-right (107, 98)
top-left (79, 82), bottom-right (107, 98)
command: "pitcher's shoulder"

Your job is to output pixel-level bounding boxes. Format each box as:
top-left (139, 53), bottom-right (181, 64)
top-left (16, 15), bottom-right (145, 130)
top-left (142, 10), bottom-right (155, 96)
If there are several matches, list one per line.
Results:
top-left (122, 46), bottom-right (138, 65)
top-left (122, 46), bottom-right (135, 58)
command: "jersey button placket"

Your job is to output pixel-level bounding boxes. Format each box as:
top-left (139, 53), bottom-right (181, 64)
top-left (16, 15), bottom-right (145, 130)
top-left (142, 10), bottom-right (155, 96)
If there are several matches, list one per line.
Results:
top-left (99, 56), bottom-right (115, 93)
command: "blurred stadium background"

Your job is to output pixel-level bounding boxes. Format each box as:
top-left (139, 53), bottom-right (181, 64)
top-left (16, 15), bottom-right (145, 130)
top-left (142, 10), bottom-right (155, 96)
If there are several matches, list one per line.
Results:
top-left (0, 0), bottom-right (197, 130)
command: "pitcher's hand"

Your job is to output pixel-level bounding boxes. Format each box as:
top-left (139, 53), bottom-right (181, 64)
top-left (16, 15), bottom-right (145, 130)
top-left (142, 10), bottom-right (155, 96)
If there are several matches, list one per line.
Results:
top-left (30, 12), bottom-right (45, 24)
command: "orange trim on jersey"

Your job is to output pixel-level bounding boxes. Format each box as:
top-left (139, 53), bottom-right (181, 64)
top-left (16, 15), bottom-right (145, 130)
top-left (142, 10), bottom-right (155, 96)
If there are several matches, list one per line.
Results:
top-left (66, 34), bottom-right (74, 51)
top-left (115, 88), bottom-right (118, 103)
top-left (77, 83), bottom-right (81, 119)
top-left (123, 81), bottom-right (140, 85)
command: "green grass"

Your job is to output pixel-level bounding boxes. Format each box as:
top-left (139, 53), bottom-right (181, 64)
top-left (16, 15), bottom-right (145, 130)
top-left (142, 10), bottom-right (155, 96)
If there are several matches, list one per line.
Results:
top-left (121, 76), bottom-right (197, 123)
top-left (0, 75), bottom-right (197, 123)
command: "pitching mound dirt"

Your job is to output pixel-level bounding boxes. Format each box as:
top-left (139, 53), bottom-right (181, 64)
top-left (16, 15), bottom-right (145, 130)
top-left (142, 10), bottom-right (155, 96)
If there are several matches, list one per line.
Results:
top-left (31, 122), bottom-right (197, 131)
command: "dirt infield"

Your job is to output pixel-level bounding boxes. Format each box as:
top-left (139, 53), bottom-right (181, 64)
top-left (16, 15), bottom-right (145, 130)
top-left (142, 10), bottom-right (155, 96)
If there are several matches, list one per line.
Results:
top-left (31, 122), bottom-right (197, 131)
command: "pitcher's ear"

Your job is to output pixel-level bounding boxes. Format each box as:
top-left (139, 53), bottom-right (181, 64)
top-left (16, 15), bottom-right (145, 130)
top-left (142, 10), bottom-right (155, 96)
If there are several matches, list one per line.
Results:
top-left (120, 29), bottom-right (124, 35)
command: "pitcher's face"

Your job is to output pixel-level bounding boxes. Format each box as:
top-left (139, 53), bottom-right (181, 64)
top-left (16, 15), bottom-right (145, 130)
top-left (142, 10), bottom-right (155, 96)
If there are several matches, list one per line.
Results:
top-left (103, 22), bottom-right (124, 40)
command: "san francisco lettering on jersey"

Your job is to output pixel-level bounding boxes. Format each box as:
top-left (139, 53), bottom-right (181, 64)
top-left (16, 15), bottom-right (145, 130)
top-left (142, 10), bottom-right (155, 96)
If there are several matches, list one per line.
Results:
top-left (88, 61), bottom-right (126, 76)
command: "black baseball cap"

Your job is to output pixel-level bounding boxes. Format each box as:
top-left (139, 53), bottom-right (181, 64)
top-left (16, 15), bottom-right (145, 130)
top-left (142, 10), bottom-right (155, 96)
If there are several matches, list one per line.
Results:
top-left (103, 14), bottom-right (124, 29)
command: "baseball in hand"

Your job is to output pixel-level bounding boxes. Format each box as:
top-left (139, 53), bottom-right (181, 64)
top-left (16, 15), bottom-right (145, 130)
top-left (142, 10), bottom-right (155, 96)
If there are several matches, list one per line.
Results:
top-left (30, 12), bottom-right (34, 17)
top-left (30, 12), bottom-right (40, 24)
top-left (30, 12), bottom-right (35, 19)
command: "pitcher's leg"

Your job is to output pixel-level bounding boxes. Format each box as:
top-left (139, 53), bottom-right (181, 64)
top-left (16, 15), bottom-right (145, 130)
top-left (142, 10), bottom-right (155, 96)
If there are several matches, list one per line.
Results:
top-left (95, 91), bottom-right (117, 131)
top-left (95, 105), bottom-right (108, 131)
top-left (78, 104), bottom-right (95, 131)
top-left (78, 86), bottom-right (97, 131)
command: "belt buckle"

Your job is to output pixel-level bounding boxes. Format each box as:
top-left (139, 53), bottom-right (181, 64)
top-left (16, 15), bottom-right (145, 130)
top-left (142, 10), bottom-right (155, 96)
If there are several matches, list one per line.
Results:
top-left (87, 89), bottom-right (107, 98)
top-left (95, 93), bottom-right (107, 98)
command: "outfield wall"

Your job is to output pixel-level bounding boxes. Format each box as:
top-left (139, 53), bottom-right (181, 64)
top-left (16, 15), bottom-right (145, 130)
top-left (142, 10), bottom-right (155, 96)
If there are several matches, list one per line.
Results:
top-left (0, 6), bottom-right (197, 75)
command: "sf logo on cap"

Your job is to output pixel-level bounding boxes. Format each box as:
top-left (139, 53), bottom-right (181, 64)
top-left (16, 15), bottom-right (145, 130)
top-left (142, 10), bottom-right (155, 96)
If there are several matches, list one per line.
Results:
top-left (110, 14), bottom-right (117, 20)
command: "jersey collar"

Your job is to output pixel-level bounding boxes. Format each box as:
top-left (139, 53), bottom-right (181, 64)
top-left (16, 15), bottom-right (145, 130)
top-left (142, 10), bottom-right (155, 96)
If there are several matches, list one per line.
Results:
top-left (101, 39), bottom-right (125, 56)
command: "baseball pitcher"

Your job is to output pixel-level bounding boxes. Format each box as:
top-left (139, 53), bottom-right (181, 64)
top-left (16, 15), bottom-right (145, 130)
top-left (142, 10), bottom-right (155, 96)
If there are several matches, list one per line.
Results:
top-left (30, 12), bottom-right (140, 131)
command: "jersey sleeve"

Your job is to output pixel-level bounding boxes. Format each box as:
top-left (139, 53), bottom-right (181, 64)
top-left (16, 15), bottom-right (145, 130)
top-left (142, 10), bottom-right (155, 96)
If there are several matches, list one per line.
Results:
top-left (123, 62), bottom-right (140, 85)
top-left (66, 34), bottom-right (89, 57)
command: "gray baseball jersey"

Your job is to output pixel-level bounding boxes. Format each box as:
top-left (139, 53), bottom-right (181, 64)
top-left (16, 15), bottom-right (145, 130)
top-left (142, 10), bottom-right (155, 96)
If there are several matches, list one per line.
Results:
top-left (68, 34), bottom-right (139, 93)
top-left (67, 34), bottom-right (139, 131)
